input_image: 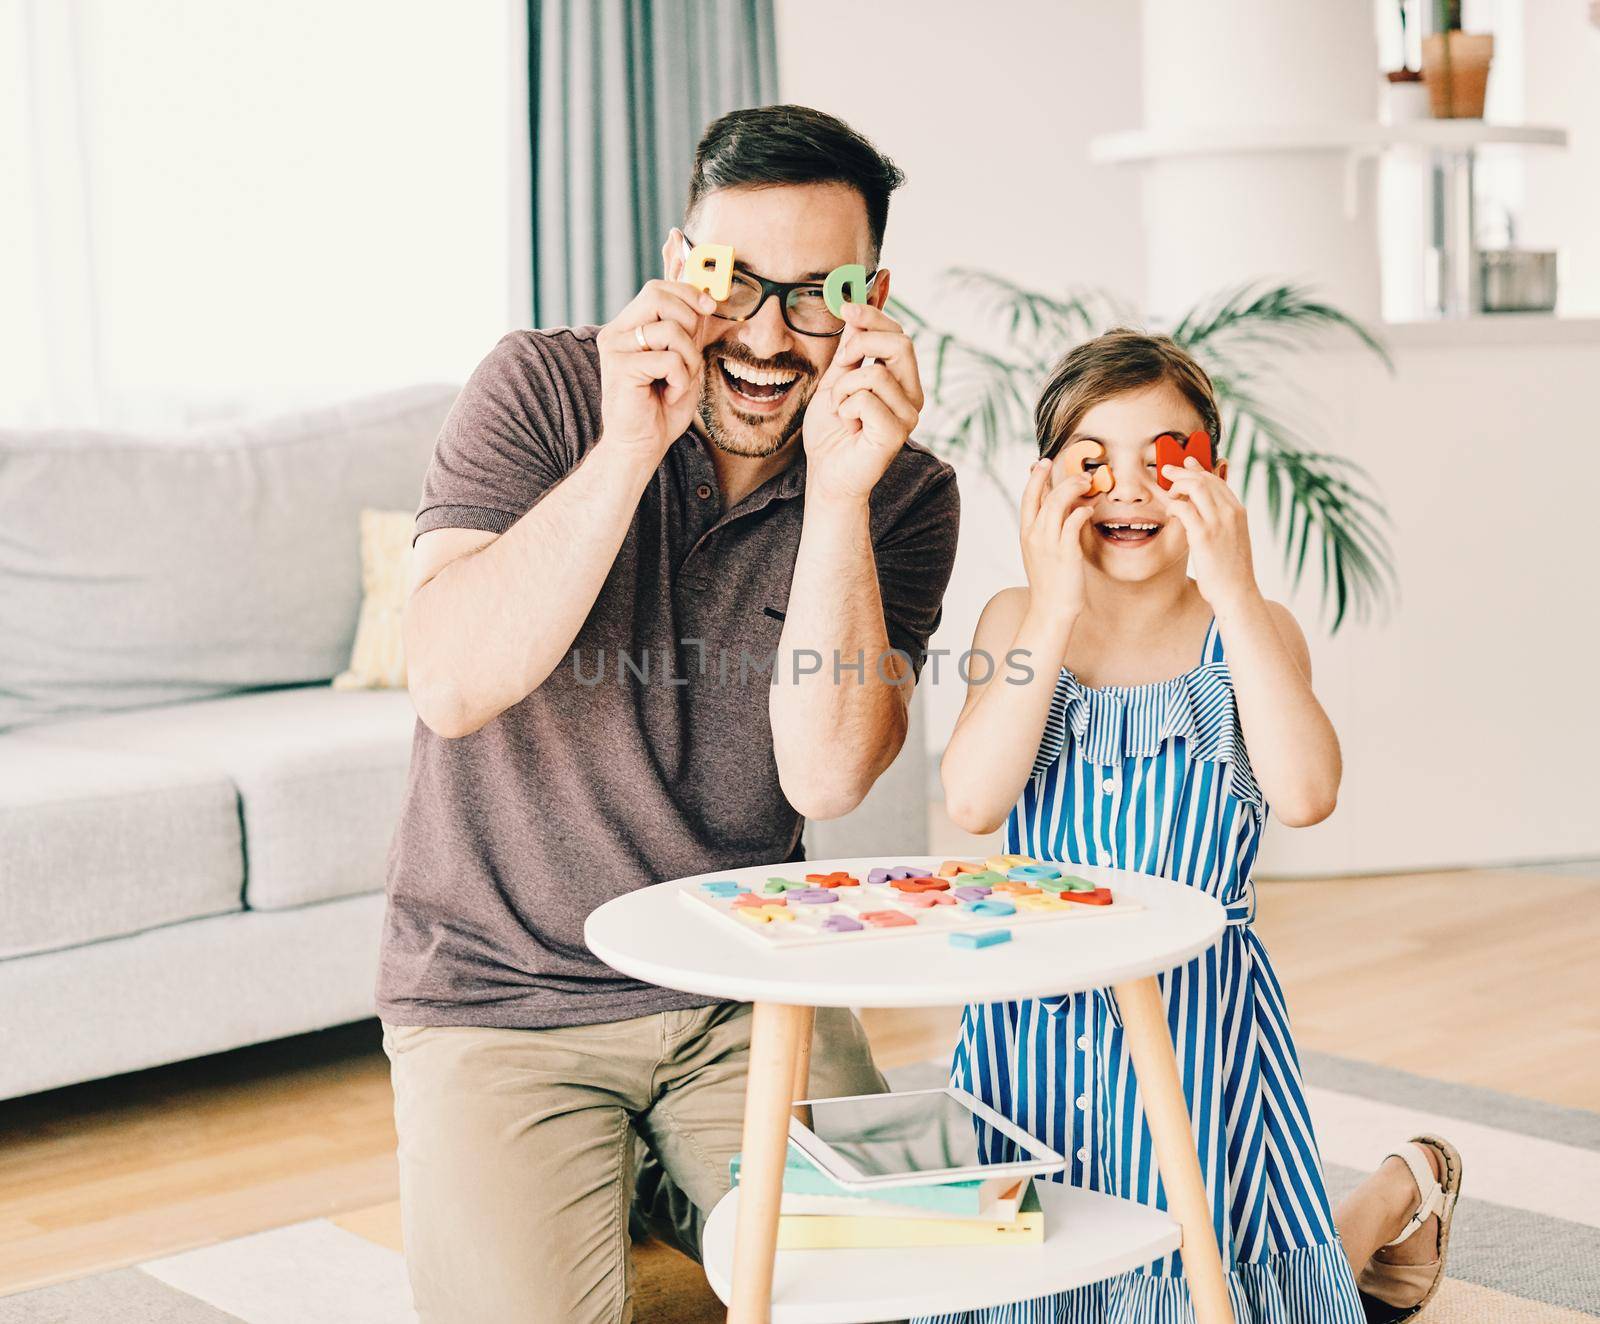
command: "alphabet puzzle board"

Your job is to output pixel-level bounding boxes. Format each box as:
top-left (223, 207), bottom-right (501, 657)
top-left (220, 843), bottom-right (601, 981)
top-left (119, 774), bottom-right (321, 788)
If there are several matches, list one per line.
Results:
top-left (679, 856), bottom-right (1143, 949)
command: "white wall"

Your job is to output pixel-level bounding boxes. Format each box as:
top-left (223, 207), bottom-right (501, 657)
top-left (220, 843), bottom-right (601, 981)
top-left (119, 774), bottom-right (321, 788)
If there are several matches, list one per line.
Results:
top-left (775, 0), bottom-right (1147, 764)
top-left (1522, 0), bottom-right (1600, 316)
top-left (775, 0), bottom-right (1145, 316)
top-left (1253, 319), bottom-right (1600, 874)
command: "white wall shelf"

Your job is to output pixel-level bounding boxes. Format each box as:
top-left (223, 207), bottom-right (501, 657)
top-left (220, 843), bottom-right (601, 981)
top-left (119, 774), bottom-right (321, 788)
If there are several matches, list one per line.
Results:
top-left (1381, 313), bottom-right (1600, 348)
top-left (1090, 122), bottom-right (1568, 164)
top-left (1091, 120), bottom-right (1569, 320)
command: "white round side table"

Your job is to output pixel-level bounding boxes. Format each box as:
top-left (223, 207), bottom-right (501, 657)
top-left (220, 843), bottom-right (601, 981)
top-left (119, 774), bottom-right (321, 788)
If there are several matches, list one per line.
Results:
top-left (585, 855), bottom-right (1234, 1324)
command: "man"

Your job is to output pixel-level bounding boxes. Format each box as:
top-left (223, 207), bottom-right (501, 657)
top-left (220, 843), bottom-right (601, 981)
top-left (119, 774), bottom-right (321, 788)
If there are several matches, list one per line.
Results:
top-left (379, 104), bottom-right (959, 1322)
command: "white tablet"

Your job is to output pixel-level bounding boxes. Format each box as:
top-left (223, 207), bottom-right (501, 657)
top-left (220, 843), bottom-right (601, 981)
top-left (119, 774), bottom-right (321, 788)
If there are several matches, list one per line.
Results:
top-left (787, 1087), bottom-right (1066, 1190)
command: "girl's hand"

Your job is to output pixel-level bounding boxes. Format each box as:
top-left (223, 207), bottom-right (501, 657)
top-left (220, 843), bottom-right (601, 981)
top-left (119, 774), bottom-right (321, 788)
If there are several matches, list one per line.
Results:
top-left (1020, 460), bottom-right (1094, 622)
top-left (1162, 457), bottom-right (1261, 615)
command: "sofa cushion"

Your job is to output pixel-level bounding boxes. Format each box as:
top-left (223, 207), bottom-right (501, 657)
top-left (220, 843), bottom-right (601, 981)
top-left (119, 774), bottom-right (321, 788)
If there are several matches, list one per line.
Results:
top-left (0, 737), bottom-right (243, 959)
top-left (17, 685), bottom-right (418, 911)
top-left (0, 384), bottom-right (457, 731)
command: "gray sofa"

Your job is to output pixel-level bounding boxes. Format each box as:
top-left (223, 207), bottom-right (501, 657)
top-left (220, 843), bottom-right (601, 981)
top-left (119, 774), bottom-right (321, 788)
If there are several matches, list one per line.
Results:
top-left (0, 386), bottom-right (456, 1101)
top-left (0, 384), bottom-right (930, 1103)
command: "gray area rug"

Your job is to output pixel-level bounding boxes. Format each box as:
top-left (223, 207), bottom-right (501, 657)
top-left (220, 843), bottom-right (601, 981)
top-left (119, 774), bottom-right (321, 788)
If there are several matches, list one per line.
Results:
top-left (0, 1269), bottom-right (241, 1322)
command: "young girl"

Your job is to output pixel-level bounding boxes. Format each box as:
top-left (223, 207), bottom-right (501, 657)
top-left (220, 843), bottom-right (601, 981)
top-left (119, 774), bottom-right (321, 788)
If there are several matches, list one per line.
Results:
top-left (925, 332), bottom-right (1461, 1323)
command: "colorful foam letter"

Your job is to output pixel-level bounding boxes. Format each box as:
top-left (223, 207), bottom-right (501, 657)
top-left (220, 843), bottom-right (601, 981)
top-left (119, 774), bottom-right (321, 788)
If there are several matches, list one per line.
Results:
top-left (1155, 430), bottom-right (1215, 491)
top-left (806, 871), bottom-right (860, 888)
top-left (992, 881), bottom-right (1041, 897)
top-left (787, 889), bottom-right (839, 905)
top-left (985, 855), bottom-right (1031, 873)
top-left (1057, 887), bottom-right (1114, 906)
top-left (1034, 874), bottom-right (1096, 895)
top-left (685, 243), bottom-right (735, 302)
top-left (938, 859), bottom-right (985, 878)
top-left (736, 905), bottom-right (794, 925)
top-left (890, 876), bottom-right (950, 894)
top-left (950, 929), bottom-right (1012, 949)
top-left (861, 910), bottom-right (916, 928)
top-left (822, 914), bottom-right (864, 933)
top-left (701, 879), bottom-right (744, 896)
top-left (822, 263), bottom-right (869, 318)
top-left (1060, 438), bottom-right (1115, 493)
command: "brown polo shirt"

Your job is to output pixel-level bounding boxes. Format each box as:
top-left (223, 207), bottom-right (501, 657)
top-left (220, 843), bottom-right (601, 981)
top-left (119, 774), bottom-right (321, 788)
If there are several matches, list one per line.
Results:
top-left (377, 328), bottom-right (960, 1028)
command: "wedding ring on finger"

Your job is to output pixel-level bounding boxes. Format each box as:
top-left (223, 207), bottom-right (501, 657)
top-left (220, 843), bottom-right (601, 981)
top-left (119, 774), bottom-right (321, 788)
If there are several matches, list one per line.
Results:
top-left (634, 323), bottom-right (651, 352)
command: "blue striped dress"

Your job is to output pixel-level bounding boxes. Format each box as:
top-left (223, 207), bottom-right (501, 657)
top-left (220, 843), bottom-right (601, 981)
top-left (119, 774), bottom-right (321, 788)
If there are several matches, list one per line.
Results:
top-left (919, 620), bottom-right (1363, 1324)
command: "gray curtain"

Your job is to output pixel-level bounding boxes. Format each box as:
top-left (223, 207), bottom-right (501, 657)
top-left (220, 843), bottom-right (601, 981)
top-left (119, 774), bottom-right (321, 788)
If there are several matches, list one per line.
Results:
top-left (529, 0), bottom-right (778, 328)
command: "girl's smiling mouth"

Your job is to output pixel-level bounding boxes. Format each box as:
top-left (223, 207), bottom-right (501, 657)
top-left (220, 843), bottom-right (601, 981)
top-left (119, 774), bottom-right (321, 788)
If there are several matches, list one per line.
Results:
top-left (1096, 520), bottom-right (1162, 545)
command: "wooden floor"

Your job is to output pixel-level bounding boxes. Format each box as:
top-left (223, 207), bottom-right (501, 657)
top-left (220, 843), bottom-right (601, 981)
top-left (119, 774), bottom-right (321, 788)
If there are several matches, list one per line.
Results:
top-left (1256, 867), bottom-right (1600, 1111)
top-left (1, 862), bottom-right (1595, 1301)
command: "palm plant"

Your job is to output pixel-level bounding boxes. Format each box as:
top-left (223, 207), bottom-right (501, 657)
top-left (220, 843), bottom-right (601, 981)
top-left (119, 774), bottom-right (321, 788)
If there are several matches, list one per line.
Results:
top-left (891, 273), bottom-right (1395, 631)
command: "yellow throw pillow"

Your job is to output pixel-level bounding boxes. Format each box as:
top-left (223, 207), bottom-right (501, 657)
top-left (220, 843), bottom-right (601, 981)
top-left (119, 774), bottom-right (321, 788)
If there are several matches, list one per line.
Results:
top-left (334, 509), bottom-right (414, 690)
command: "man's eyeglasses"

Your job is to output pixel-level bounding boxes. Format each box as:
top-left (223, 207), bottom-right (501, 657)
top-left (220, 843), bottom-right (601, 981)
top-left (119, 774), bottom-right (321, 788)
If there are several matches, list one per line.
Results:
top-left (682, 235), bottom-right (877, 338)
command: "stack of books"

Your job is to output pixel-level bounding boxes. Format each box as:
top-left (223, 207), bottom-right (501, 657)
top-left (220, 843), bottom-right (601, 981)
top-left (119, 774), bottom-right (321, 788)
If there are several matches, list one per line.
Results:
top-left (730, 1147), bottom-right (1043, 1249)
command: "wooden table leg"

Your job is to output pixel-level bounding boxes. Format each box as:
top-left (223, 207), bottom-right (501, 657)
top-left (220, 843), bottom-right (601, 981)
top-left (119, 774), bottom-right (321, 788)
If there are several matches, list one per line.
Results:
top-left (790, 1006), bottom-right (815, 1131)
top-left (727, 1001), bottom-right (810, 1324)
top-left (1113, 975), bottom-right (1236, 1324)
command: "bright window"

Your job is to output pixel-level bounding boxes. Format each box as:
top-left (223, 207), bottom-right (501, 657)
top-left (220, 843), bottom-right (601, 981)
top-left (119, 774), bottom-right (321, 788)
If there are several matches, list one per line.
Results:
top-left (2, 0), bottom-right (527, 428)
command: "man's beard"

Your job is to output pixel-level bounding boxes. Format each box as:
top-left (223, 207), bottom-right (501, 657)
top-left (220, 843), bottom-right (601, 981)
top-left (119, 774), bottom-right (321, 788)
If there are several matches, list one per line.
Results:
top-left (696, 349), bottom-right (815, 459)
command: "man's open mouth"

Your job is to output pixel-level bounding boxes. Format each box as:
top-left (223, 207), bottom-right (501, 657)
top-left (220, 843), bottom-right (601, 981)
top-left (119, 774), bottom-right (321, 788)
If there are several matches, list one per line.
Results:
top-left (717, 358), bottom-right (802, 409)
top-left (1096, 520), bottom-right (1161, 545)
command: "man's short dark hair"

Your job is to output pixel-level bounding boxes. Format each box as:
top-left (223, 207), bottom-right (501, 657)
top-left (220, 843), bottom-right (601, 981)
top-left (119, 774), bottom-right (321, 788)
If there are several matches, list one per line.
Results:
top-left (686, 105), bottom-right (905, 258)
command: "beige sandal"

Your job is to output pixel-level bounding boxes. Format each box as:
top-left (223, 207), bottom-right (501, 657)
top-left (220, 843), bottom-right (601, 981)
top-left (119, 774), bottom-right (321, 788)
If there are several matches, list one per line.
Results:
top-left (1357, 1134), bottom-right (1462, 1323)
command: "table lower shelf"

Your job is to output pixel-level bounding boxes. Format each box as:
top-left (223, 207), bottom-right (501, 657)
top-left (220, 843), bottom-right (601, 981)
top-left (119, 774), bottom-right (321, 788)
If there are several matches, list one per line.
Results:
top-left (701, 1182), bottom-right (1182, 1324)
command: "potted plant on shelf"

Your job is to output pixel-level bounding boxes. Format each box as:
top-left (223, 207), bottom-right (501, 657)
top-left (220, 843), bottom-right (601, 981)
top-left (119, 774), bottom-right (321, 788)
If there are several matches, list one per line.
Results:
top-left (893, 276), bottom-right (1395, 632)
top-left (1422, 0), bottom-right (1494, 119)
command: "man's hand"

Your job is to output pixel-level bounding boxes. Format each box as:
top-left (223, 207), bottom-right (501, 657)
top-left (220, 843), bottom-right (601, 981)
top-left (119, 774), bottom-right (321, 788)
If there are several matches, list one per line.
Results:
top-left (596, 280), bottom-right (717, 461)
top-left (801, 303), bottom-right (924, 504)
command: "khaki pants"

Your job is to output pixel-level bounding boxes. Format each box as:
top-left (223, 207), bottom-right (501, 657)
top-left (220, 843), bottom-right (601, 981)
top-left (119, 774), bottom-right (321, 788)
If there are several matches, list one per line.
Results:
top-left (383, 1004), bottom-right (884, 1324)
